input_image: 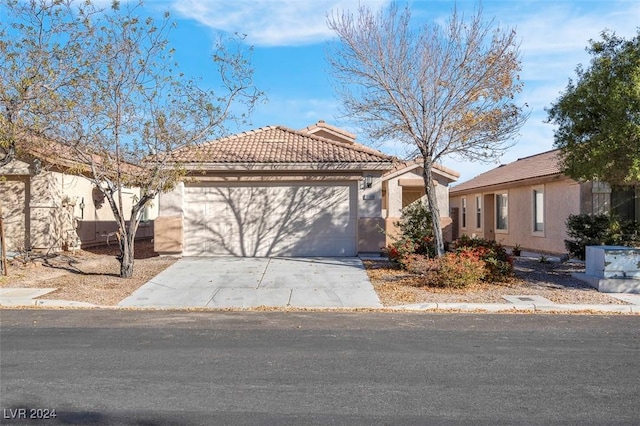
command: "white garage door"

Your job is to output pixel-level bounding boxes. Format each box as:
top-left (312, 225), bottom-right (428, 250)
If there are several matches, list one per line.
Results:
top-left (183, 182), bottom-right (357, 257)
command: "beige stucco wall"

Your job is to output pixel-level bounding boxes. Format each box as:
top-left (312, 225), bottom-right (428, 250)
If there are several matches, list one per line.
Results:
top-left (450, 177), bottom-right (581, 254)
top-left (357, 171), bottom-right (385, 252)
top-left (383, 167), bottom-right (453, 247)
top-left (0, 176), bottom-right (28, 252)
top-left (1, 158), bottom-right (157, 252)
top-left (154, 215), bottom-right (183, 254)
top-left (54, 171), bottom-right (157, 248)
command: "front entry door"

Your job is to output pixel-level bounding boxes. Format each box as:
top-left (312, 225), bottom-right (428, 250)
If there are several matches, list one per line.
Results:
top-left (483, 194), bottom-right (495, 241)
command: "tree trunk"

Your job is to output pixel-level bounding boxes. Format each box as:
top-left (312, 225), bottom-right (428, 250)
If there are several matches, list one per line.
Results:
top-left (118, 229), bottom-right (136, 278)
top-left (422, 161), bottom-right (445, 257)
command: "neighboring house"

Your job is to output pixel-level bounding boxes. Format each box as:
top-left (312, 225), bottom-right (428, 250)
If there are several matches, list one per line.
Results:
top-left (154, 121), bottom-right (460, 257)
top-left (449, 149), bottom-right (640, 255)
top-left (0, 140), bottom-right (156, 254)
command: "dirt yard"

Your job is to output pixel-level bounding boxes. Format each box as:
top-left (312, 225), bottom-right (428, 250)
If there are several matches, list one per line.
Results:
top-left (0, 240), bottom-right (176, 306)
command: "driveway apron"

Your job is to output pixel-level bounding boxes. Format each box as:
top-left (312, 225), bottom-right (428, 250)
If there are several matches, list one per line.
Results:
top-left (118, 257), bottom-right (382, 309)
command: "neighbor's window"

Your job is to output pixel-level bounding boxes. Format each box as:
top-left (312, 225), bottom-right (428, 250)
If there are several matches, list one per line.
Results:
top-left (592, 180), bottom-right (611, 215)
top-left (496, 193), bottom-right (508, 231)
top-left (475, 195), bottom-right (482, 229)
top-left (461, 197), bottom-right (467, 229)
top-left (533, 187), bottom-right (544, 233)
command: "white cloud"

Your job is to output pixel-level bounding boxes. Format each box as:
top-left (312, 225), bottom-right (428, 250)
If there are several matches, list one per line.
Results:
top-left (170, 0), bottom-right (389, 46)
top-left (446, 0), bottom-right (640, 183)
top-left (512, 1), bottom-right (639, 81)
top-left (248, 96), bottom-right (341, 129)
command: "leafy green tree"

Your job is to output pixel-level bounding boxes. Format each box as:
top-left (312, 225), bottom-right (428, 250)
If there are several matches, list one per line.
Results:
top-left (1, 1), bottom-right (262, 277)
top-left (327, 3), bottom-right (528, 257)
top-left (547, 30), bottom-right (640, 186)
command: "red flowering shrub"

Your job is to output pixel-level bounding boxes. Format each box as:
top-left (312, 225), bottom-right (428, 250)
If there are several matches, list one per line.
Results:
top-left (427, 251), bottom-right (486, 288)
top-left (402, 251), bottom-right (485, 288)
top-left (452, 236), bottom-right (514, 282)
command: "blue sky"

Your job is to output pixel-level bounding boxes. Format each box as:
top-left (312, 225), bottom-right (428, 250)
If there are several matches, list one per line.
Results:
top-left (103, 0), bottom-right (639, 183)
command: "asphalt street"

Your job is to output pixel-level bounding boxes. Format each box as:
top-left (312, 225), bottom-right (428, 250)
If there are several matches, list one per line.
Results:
top-left (1, 310), bottom-right (639, 425)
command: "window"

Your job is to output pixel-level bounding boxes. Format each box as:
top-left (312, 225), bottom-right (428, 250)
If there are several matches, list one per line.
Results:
top-left (592, 180), bottom-right (611, 215)
top-left (461, 197), bottom-right (467, 229)
top-left (141, 205), bottom-right (151, 222)
top-left (496, 193), bottom-right (508, 231)
top-left (475, 195), bottom-right (482, 229)
top-left (611, 186), bottom-right (639, 222)
top-left (533, 187), bottom-right (544, 233)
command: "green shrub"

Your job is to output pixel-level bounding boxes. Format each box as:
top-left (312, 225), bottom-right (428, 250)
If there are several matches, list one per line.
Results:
top-left (385, 200), bottom-right (435, 265)
top-left (452, 235), bottom-right (514, 282)
top-left (396, 200), bottom-right (433, 246)
top-left (565, 214), bottom-right (640, 260)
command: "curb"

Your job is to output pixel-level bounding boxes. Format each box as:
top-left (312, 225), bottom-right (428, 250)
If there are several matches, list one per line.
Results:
top-left (2, 298), bottom-right (639, 313)
top-left (391, 302), bottom-right (639, 313)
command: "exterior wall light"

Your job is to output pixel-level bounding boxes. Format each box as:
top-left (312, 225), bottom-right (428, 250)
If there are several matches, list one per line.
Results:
top-left (364, 175), bottom-right (373, 188)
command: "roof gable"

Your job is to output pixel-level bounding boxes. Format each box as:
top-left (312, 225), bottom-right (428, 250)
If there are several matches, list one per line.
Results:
top-left (450, 149), bottom-right (564, 194)
top-left (170, 125), bottom-right (393, 164)
top-left (300, 120), bottom-right (357, 144)
top-left (382, 158), bottom-right (460, 183)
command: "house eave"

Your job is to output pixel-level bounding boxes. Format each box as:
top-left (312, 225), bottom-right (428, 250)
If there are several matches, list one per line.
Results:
top-left (450, 173), bottom-right (574, 196)
top-left (182, 162), bottom-right (394, 172)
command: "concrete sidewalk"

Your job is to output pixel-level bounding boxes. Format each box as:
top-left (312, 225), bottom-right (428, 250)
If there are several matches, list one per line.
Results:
top-left (2, 287), bottom-right (640, 312)
top-left (0, 288), bottom-right (100, 308)
top-left (118, 257), bottom-right (383, 309)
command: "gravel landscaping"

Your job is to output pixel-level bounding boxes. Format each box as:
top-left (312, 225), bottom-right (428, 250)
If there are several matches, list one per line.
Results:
top-left (364, 255), bottom-right (629, 306)
top-left (0, 242), bottom-right (630, 307)
top-left (0, 240), bottom-right (177, 306)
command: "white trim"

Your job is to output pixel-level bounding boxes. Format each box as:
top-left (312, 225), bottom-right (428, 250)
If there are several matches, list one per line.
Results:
top-left (532, 185), bottom-right (545, 237)
top-left (495, 191), bottom-right (508, 234)
top-left (461, 196), bottom-right (467, 230)
top-left (475, 194), bottom-right (482, 230)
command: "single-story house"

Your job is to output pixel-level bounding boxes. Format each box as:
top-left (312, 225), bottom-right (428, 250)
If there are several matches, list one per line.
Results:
top-left (449, 149), bottom-right (639, 255)
top-left (0, 140), bottom-right (156, 253)
top-left (154, 121), bottom-right (460, 257)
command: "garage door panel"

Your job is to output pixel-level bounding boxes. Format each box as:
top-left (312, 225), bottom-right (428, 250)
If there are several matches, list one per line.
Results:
top-left (183, 182), bottom-right (357, 257)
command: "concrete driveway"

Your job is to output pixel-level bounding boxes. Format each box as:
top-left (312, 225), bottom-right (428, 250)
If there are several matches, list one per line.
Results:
top-left (118, 257), bottom-right (382, 309)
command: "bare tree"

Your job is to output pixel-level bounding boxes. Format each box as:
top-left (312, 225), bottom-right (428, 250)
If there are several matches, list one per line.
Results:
top-left (0, 0), bottom-right (97, 166)
top-left (327, 3), bottom-right (528, 256)
top-left (3, 1), bottom-right (262, 277)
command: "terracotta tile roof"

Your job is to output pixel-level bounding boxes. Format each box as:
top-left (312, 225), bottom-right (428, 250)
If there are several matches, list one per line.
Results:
top-left (170, 125), bottom-right (394, 164)
top-left (450, 149), bottom-right (564, 194)
top-left (14, 134), bottom-right (143, 176)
